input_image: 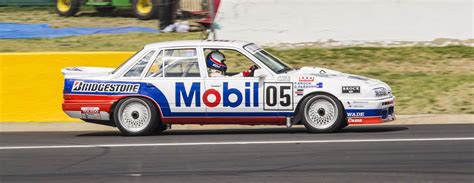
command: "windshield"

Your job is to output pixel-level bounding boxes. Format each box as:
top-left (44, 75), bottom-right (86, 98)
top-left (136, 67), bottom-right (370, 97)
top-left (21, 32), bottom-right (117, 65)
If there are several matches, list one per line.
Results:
top-left (244, 44), bottom-right (293, 74)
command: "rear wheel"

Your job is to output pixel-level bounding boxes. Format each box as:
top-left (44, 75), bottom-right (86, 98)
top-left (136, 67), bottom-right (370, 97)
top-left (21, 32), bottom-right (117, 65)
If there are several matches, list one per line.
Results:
top-left (114, 97), bottom-right (164, 136)
top-left (132, 0), bottom-right (159, 20)
top-left (300, 94), bottom-right (345, 133)
top-left (55, 0), bottom-right (80, 17)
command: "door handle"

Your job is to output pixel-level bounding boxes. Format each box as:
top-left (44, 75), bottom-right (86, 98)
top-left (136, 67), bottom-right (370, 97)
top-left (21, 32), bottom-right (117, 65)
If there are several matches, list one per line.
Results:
top-left (210, 84), bottom-right (221, 87)
top-left (145, 83), bottom-right (154, 87)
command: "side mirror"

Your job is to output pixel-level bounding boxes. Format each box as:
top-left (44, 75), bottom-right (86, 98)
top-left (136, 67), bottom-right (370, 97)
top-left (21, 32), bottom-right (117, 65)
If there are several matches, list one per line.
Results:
top-left (253, 69), bottom-right (267, 79)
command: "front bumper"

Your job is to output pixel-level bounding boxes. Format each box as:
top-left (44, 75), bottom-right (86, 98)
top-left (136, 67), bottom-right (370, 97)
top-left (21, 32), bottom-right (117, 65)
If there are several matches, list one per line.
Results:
top-left (342, 97), bottom-right (396, 125)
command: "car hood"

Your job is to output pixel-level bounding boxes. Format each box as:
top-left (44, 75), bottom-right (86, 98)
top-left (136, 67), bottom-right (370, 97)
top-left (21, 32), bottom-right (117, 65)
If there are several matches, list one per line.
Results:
top-left (290, 66), bottom-right (388, 87)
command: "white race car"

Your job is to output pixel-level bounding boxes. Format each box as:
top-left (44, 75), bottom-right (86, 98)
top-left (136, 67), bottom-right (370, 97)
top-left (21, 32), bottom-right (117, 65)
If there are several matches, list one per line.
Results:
top-left (62, 40), bottom-right (395, 136)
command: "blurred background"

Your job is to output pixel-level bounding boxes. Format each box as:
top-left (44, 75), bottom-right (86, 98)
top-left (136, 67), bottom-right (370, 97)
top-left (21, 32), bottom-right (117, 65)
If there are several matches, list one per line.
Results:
top-left (0, 0), bottom-right (472, 122)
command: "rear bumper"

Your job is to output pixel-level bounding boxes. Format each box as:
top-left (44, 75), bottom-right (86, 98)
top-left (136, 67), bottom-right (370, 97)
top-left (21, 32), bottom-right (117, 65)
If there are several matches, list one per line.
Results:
top-left (62, 94), bottom-right (123, 121)
top-left (63, 110), bottom-right (111, 121)
top-left (342, 97), bottom-right (396, 125)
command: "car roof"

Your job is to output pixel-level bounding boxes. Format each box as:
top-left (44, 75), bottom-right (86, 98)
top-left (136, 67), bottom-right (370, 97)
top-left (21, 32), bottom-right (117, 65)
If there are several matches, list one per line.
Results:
top-left (144, 40), bottom-right (253, 49)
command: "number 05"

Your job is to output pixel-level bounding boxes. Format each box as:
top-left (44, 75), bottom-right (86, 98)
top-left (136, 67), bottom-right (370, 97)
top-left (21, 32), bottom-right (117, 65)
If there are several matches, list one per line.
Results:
top-left (264, 83), bottom-right (293, 110)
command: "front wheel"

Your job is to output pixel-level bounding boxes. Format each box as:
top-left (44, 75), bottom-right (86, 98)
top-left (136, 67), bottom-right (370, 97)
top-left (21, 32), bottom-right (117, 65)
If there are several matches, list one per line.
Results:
top-left (300, 94), bottom-right (345, 133)
top-left (114, 97), bottom-right (163, 136)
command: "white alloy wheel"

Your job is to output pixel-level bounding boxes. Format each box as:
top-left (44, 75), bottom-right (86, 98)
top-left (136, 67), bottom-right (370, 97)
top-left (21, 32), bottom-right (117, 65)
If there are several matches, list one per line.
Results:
top-left (118, 99), bottom-right (151, 132)
top-left (114, 98), bottom-right (160, 136)
top-left (301, 94), bottom-right (344, 133)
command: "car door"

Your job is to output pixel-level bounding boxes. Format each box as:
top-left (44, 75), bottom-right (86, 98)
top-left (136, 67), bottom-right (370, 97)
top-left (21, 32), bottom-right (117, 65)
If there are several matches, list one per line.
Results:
top-left (141, 47), bottom-right (207, 122)
top-left (201, 47), bottom-right (287, 123)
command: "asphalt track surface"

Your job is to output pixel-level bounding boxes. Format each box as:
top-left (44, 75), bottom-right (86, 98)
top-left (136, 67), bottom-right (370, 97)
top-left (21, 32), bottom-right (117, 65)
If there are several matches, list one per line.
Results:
top-left (0, 124), bottom-right (473, 183)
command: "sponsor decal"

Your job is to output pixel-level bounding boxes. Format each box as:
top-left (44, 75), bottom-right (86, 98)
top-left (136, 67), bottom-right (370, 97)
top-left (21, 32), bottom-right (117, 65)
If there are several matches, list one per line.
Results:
top-left (294, 82), bottom-right (323, 89)
top-left (348, 118), bottom-right (363, 123)
top-left (277, 75), bottom-right (291, 82)
top-left (80, 107), bottom-right (100, 119)
top-left (176, 82), bottom-right (259, 108)
top-left (346, 101), bottom-right (369, 108)
top-left (295, 89), bottom-right (304, 96)
top-left (347, 112), bottom-right (365, 117)
top-left (299, 76), bottom-right (314, 82)
top-left (347, 117), bottom-right (383, 124)
top-left (72, 81), bottom-right (140, 93)
top-left (342, 86), bottom-right (360, 94)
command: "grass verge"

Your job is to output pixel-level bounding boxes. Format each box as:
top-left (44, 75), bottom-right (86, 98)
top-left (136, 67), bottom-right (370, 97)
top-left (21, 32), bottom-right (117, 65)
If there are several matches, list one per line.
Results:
top-left (0, 33), bottom-right (202, 52)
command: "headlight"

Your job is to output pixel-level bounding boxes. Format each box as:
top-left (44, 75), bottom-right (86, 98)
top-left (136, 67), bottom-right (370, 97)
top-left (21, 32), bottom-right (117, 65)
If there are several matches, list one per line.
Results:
top-left (374, 87), bottom-right (389, 97)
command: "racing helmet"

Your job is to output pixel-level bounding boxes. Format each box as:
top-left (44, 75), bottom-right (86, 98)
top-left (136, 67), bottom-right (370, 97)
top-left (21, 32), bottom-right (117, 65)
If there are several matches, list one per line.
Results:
top-left (206, 51), bottom-right (227, 72)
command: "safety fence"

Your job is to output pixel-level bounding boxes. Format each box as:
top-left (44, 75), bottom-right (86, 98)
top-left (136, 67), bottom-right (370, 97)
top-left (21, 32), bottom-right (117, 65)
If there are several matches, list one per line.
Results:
top-left (179, 0), bottom-right (206, 12)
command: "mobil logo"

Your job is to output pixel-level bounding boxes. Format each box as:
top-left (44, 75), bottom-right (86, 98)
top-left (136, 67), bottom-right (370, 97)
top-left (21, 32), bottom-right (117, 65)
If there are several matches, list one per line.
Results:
top-left (175, 82), bottom-right (259, 108)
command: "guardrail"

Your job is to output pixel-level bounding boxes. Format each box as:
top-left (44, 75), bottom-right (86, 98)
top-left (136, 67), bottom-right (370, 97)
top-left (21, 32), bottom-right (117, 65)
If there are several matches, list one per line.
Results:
top-left (0, 52), bottom-right (134, 122)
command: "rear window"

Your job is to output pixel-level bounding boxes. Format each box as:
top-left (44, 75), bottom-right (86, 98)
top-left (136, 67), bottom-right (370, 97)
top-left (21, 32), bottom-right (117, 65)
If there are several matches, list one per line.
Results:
top-left (123, 50), bottom-right (156, 77)
top-left (112, 48), bottom-right (143, 74)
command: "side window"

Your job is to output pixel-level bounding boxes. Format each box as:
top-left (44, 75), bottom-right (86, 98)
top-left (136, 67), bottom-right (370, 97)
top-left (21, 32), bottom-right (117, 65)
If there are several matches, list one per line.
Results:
top-left (165, 49), bottom-right (196, 57)
top-left (123, 50), bottom-right (155, 77)
top-left (163, 48), bottom-right (201, 77)
top-left (203, 48), bottom-right (259, 77)
top-left (145, 51), bottom-right (164, 77)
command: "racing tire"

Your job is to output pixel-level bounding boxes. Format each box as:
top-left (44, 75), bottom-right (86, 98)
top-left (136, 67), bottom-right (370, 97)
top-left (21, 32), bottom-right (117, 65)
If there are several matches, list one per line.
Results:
top-left (55, 0), bottom-right (80, 17)
top-left (95, 6), bottom-right (116, 14)
top-left (300, 93), bottom-right (345, 133)
top-left (114, 97), bottom-right (163, 136)
top-left (132, 0), bottom-right (159, 20)
top-left (155, 123), bottom-right (168, 133)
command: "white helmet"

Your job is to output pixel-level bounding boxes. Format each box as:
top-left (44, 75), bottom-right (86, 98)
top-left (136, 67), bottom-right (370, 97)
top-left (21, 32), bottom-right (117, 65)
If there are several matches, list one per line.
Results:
top-left (206, 51), bottom-right (227, 72)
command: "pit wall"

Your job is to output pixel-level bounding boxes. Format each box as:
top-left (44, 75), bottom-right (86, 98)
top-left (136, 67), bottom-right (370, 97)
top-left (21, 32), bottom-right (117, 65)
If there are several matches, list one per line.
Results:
top-left (0, 52), bottom-right (134, 122)
top-left (214, 0), bottom-right (473, 45)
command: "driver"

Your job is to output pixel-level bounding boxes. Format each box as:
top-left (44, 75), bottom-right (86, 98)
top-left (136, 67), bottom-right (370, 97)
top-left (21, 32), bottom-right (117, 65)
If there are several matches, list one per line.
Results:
top-left (206, 51), bottom-right (227, 77)
top-left (206, 50), bottom-right (260, 77)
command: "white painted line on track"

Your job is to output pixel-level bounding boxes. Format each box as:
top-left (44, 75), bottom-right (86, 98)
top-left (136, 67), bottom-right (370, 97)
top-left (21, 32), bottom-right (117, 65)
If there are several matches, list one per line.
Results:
top-left (1, 137), bottom-right (473, 150)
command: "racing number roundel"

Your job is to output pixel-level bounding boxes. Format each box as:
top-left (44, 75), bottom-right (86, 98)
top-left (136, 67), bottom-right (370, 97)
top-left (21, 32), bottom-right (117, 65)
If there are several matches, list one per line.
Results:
top-left (264, 82), bottom-right (293, 111)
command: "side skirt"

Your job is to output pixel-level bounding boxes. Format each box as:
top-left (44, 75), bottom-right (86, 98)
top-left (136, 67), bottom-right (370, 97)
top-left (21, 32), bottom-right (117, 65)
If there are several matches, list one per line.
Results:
top-left (161, 117), bottom-right (287, 125)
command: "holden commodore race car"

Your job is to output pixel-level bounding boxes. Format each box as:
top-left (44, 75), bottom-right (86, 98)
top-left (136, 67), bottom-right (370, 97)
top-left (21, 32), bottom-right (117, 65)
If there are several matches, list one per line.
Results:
top-left (62, 40), bottom-right (395, 136)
